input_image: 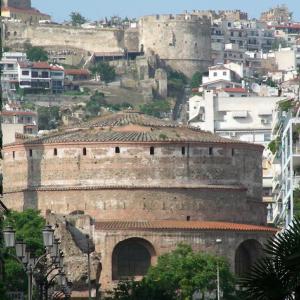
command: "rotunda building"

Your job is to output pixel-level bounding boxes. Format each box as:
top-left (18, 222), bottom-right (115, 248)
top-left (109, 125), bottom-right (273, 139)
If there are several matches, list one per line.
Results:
top-left (3, 112), bottom-right (277, 289)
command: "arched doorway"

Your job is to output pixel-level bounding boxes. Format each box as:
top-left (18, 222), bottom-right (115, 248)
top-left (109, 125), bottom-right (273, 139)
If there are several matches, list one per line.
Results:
top-left (235, 239), bottom-right (263, 276)
top-left (112, 238), bottom-right (156, 280)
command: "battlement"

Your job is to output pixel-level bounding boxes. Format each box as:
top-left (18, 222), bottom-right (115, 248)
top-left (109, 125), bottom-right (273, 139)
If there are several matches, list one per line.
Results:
top-left (140, 13), bottom-right (210, 24)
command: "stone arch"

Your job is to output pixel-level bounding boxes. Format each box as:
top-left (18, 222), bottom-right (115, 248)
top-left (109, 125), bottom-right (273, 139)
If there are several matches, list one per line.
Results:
top-left (235, 239), bottom-right (263, 276)
top-left (112, 237), bottom-right (156, 280)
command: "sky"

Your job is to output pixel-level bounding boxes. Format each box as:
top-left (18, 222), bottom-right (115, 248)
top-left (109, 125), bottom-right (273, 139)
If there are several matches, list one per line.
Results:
top-left (32, 0), bottom-right (300, 22)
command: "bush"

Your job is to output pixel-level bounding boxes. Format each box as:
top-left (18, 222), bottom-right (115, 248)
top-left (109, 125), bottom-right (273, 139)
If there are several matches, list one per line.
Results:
top-left (190, 71), bottom-right (203, 88)
top-left (89, 62), bottom-right (116, 83)
top-left (140, 100), bottom-right (171, 118)
top-left (26, 46), bottom-right (48, 62)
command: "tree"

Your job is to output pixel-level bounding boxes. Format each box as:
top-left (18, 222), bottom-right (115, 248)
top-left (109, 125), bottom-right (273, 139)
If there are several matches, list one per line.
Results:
top-left (26, 46), bottom-right (48, 62)
top-left (240, 218), bottom-right (300, 300)
top-left (70, 11), bottom-right (87, 26)
top-left (2, 210), bottom-right (46, 295)
top-left (89, 62), bottom-right (116, 83)
top-left (106, 244), bottom-right (238, 300)
top-left (190, 71), bottom-right (203, 88)
top-left (86, 91), bottom-right (107, 117)
top-left (37, 106), bottom-right (61, 130)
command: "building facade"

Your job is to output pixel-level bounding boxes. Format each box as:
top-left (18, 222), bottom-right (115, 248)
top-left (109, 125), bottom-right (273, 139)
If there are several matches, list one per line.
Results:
top-left (3, 112), bottom-right (276, 290)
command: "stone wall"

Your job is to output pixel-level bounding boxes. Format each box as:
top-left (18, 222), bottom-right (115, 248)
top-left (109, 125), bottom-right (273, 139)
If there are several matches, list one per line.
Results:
top-left (3, 142), bottom-right (265, 224)
top-left (139, 14), bottom-right (212, 77)
top-left (3, 143), bottom-right (262, 199)
top-left (94, 229), bottom-right (272, 290)
top-left (3, 22), bottom-right (125, 53)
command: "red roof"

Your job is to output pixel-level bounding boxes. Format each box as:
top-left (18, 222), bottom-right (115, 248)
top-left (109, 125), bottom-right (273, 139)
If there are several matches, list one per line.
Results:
top-left (64, 69), bottom-right (90, 76)
top-left (95, 220), bottom-right (278, 233)
top-left (222, 87), bottom-right (247, 93)
top-left (18, 61), bottom-right (51, 69)
top-left (275, 23), bottom-right (300, 30)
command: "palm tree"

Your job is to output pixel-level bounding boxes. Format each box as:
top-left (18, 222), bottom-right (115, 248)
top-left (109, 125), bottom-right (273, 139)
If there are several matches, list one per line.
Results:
top-left (240, 218), bottom-right (300, 300)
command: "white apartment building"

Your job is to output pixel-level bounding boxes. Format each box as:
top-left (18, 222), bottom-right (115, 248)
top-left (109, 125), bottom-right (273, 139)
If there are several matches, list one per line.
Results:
top-left (188, 91), bottom-right (285, 220)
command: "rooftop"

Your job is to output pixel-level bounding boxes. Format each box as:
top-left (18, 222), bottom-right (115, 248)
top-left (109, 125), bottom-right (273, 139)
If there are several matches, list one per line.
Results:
top-left (95, 220), bottom-right (277, 233)
top-left (8, 112), bottom-right (263, 149)
top-left (64, 69), bottom-right (90, 76)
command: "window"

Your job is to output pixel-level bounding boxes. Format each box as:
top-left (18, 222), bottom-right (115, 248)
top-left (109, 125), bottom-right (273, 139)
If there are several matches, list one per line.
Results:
top-left (22, 70), bottom-right (29, 76)
top-left (186, 216), bottom-right (191, 221)
top-left (54, 148), bottom-right (57, 156)
top-left (31, 71), bottom-right (38, 78)
top-left (223, 71), bottom-right (227, 76)
top-left (41, 71), bottom-right (49, 78)
top-left (232, 149), bottom-right (235, 156)
top-left (13, 151), bottom-right (15, 159)
top-left (213, 72), bottom-right (217, 77)
top-left (209, 147), bottom-right (213, 155)
top-left (181, 147), bottom-right (186, 155)
top-left (115, 147), bottom-right (120, 154)
top-left (83, 147), bottom-right (87, 156)
top-left (150, 147), bottom-right (154, 155)
top-left (29, 149), bottom-right (33, 157)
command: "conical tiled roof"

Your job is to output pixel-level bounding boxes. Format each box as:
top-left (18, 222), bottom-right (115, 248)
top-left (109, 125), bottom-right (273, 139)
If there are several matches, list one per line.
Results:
top-left (11, 112), bottom-right (263, 148)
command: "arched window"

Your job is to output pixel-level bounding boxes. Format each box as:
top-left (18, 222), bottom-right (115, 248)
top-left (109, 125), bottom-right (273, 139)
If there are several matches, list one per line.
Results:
top-left (112, 238), bottom-right (156, 280)
top-left (235, 239), bottom-right (263, 276)
top-left (182, 147), bottom-right (186, 155)
top-left (54, 148), bottom-right (58, 156)
top-left (83, 147), bottom-right (87, 156)
top-left (115, 147), bottom-right (120, 154)
top-left (150, 147), bottom-right (154, 155)
top-left (13, 151), bottom-right (15, 159)
top-left (209, 147), bottom-right (213, 155)
top-left (29, 149), bottom-right (33, 157)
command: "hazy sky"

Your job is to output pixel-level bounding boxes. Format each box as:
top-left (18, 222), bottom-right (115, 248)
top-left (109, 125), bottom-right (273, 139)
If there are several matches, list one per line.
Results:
top-left (32, 0), bottom-right (299, 22)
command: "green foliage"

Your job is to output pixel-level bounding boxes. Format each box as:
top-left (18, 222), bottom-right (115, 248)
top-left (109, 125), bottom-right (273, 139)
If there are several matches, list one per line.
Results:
top-left (86, 91), bottom-right (107, 117)
top-left (278, 99), bottom-right (293, 112)
top-left (106, 244), bottom-right (238, 300)
top-left (167, 70), bottom-right (187, 97)
top-left (272, 38), bottom-right (288, 50)
top-left (159, 133), bottom-right (168, 140)
top-left (37, 106), bottom-right (60, 130)
top-left (268, 137), bottom-right (281, 155)
top-left (145, 244), bottom-right (237, 300)
top-left (2, 210), bottom-right (46, 294)
top-left (104, 280), bottom-right (174, 300)
top-left (89, 62), bottom-right (116, 83)
top-left (190, 71), bottom-right (203, 88)
top-left (294, 188), bottom-right (300, 219)
top-left (70, 11), bottom-right (87, 26)
top-left (4, 210), bottom-right (45, 256)
top-left (240, 218), bottom-right (300, 300)
top-left (22, 101), bottom-right (36, 111)
top-left (140, 100), bottom-right (171, 118)
top-left (26, 46), bottom-right (48, 62)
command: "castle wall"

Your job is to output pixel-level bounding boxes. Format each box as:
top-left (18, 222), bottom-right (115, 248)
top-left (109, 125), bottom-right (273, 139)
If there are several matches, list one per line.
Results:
top-left (139, 14), bottom-right (212, 77)
top-left (2, 0), bottom-right (31, 9)
top-left (3, 22), bottom-right (125, 53)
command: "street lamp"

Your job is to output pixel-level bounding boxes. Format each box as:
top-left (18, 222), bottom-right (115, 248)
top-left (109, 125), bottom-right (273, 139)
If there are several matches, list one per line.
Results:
top-left (42, 225), bottom-right (54, 248)
top-left (3, 225), bottom-right (16, 248)
top-left (216, 238), bottom-right (222, 300)
top-left (2, 224), bottom-right (68, 300)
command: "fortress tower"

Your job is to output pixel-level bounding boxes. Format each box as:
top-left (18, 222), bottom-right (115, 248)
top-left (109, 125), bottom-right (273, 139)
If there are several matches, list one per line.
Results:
top-left (1, 0), bottom-right (31, 9)
top-left (139, 14), bottom-right (212, 77)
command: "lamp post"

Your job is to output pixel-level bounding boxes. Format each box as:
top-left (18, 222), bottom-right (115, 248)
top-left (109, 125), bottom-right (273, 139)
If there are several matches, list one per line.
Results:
top-left (216, 238), bottom-right (222, 300)
top-left (86, 234), bottom-right (92, 300)
top-left (3, 224), bottom-right (66, 300)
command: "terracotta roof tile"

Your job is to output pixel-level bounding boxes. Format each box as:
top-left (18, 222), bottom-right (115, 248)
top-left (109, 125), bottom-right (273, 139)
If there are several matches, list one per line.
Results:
top-left (222, 87), bottom-right (247, 93)
top-left (8, 112), bottom-right (264, 150)
top-left (64, 69), bottom-right (90, 76)
top-left (95, 220), bottom-right (278, 233)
